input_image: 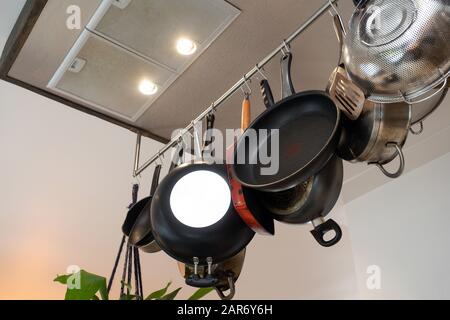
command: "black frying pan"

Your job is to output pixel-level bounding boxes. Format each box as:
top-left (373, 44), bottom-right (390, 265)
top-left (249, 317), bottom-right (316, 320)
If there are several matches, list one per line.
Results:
top-left (150, 117), bottom-right (254, 265)
top-left (128, 164), bottom-right (162, 248)
top-left (122, 185), bottom-right (147, 237)
top-left (258, 155), bottom-right (343, 247)
top-left (232, 52), bottom-right (341, 192)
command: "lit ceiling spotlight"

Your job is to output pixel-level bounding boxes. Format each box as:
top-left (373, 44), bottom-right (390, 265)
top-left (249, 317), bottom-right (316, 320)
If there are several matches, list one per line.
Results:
top-left (176, 38), bottom-right (197, 56)
top-left (139, 79), bottom-right (158, 96)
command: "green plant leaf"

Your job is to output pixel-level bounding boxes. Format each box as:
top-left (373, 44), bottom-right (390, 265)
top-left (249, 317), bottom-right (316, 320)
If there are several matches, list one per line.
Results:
top-left (53, 274), bottom-right (69, 285)
top-left (160, 287), bottom-right (182, 300)
top-left (188, 287), bottom-right (214, 300)
top-left (56, 270), bottom-right (108, 300)
top-left (145, 282), bottom-right (172, 300)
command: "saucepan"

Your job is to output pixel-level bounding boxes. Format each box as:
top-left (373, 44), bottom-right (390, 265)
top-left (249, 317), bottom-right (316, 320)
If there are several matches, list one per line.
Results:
top-left (328, 3), bottom-right (411, 179)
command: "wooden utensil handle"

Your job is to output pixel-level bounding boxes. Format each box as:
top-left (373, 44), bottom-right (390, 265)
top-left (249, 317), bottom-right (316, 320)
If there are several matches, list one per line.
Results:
top-left (241, 97), bottom-right (251, 132)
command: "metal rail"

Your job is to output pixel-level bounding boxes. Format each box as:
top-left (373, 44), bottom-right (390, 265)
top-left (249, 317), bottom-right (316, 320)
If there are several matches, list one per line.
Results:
top-left (133, 0), bottom-right (339, 177)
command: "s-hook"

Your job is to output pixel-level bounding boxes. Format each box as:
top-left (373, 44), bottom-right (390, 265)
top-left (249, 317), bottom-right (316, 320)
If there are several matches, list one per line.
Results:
top-left (281, 40), bottom-right (291, 57)
top-left (240, 75), bottom-right (252, 99)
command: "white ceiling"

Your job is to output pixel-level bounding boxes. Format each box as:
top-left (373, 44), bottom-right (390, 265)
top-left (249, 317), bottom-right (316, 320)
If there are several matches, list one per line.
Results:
top-left (0, 0), bottom-right (26, 50)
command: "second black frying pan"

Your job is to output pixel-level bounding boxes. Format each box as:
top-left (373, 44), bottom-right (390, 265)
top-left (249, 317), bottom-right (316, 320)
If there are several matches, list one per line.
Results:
top-left (128, 164), bottom-right (162, 249)
top-left (232, 52), bottom-right (341, 192)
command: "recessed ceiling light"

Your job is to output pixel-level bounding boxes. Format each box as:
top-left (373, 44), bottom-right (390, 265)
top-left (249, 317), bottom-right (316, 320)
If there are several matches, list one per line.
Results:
top-left (139, 80), bottom-right (158, 96)
top-left (176, 38), bottom-right (197, 56)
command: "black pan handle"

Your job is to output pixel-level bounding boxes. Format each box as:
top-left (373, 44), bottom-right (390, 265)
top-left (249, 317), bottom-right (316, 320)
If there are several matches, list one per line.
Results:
top-left (310, 219), bottom-right (342, 247)
top-left (169, 143), bottom-right (184, 172)
top-left (186, 274), bottom-right (219, 288)
top-left (215, 275), bottom-right (236, 300)
top-left (353, 0), bottom-right (369, 7)
top-left (203, 113), bottom-right (215, 150)
top-left (149, 165), bottom-right (162, 196)
top-left (260, 79), bottom-right (275, 109)
top-left (280, 52), bottom-right (295, 99)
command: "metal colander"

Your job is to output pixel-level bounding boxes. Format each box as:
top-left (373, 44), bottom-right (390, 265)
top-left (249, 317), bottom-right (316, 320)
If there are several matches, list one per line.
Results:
top-left (343, 0), bottom-right (450, 103)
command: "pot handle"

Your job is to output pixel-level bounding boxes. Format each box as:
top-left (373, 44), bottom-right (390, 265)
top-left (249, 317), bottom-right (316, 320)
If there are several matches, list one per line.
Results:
top-left (310, 219), bottom-right (342, 247)
top-left (149, 164), bottom-right (162, 196)
top-left (186, 274), bottom-right (219, 288)
top-left (214, 275), bottom-right (236, 300)
top-left (401, 77), bottom-right (448, 105)
top-left (280, 52), bottom-right (295, 99)
top-left (372, 143), bottom-right (405, 179)
top-left (410, 121), bottom-right (424, 135)
top-left (260, 79), bottom-right (275, 109)
top-left (169, 142), bottom-right (184, 172)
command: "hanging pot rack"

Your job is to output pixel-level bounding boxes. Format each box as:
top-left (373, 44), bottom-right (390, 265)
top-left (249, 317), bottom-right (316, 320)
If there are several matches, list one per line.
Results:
top-left (133, 0), bottom-right (340, 177)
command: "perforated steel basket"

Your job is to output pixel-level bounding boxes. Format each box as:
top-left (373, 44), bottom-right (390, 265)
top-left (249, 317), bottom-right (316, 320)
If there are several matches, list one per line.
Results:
top-left (343, 0), bottom-right (450, 103)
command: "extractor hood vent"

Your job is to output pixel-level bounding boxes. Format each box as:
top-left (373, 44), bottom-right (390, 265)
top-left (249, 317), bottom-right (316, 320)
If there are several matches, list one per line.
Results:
top-left (48, 0), bottom-right (240, 122)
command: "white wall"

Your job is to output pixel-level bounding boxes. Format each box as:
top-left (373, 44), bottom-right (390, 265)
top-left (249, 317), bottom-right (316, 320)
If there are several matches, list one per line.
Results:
top-left (345, 151), bottom-right (450, 299)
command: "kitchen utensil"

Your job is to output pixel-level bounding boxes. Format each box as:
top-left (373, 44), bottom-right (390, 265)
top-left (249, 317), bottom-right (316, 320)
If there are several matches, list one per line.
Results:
top-left (150, 115), bottom-right (254, 265)
top-left (232, 51), bottom-right (341, 192)
top-left (410, 85), bottom-right (449, 130)
top-left (327, 11), bottom-right (365, 120)
top-left (258, 155), bottom-right (343, 247)
top-left (338, 99), bottom-right (411, 178)
top-left (178, 249), bottom-right (246, 300)
top-left (128, 165), bottom-right (162, 253)
top-left (122, 185), bottom-right (147, 237)
top-left (109, 185), bottom-right (144, 299)
top-left (129, 144), bottom-right (184, 253)
top-left (256, 70), bottom-right (344, 247)
top-left (226, 95), bottom-right (275, 235)
top-left (151, 162), bottom-right (254, 265)
top-left (343, 0), bottom-right (450, 103)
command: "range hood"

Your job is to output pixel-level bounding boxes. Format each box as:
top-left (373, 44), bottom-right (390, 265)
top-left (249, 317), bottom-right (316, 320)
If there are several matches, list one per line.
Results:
top-left (47, 0), bottom-right (240, 122)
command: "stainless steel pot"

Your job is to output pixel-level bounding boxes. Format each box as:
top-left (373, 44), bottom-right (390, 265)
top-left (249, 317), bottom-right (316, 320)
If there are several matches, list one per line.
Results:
top-left (329, 3), bottom-right (412, 178)
top-left (343, 0), bottom-right (450, 103)
top-left (409, 85), bottom-right (449, 134)
top-left (338, 100), bottom-right (411, 178)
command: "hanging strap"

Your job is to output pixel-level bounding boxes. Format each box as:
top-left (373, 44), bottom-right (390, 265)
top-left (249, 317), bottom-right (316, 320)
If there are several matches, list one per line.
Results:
top-left (107, 235), bottom-right (125, 294)
top-left (108, 183), bottom-right (139, 295)
top-left (134, 247), bottom-right (144, 299)
top-left (202, 113), bottom-right (216, 158)
top-left (120, 243), bottom-right (131, 297)
top-left (126, 246), bottom-right (133, 296)
top-left (150, 165), bottom-right (162, 196)
top-left (169, 142), bottom-right (185, 172)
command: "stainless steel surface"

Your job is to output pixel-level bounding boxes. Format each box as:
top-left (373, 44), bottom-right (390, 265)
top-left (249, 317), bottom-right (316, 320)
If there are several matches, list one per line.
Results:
top-left (359, 102), bottom-right (411, 165)
top-left (312, 217), bottom-right (326, 228)
top-left (339, 99), bottom-right (411, 178)
top-left (328, 66), bottom-right (365, 120)
top-left (411, 84), bottom-right (449, 125)
top-left (372, 142), bottom-right (405, 179)
top-left (133, 134), bottom-right (142, 175)
top-left (327, 7), bottom-right (365, 120)
top-left (343, 0), bottom-right (450, 103)
top-left (133, 0), bottom-right (340, 176)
